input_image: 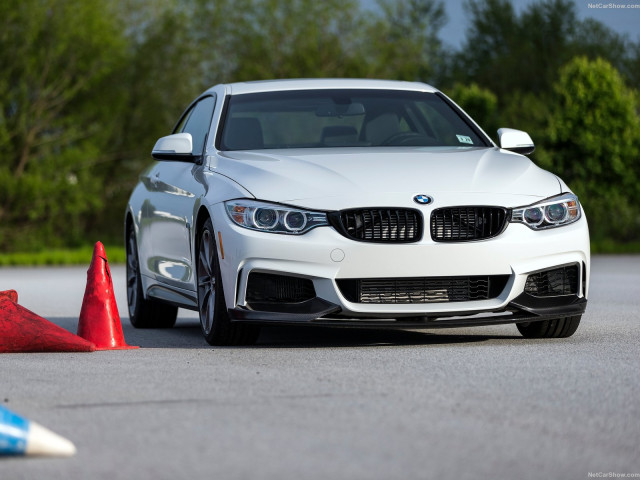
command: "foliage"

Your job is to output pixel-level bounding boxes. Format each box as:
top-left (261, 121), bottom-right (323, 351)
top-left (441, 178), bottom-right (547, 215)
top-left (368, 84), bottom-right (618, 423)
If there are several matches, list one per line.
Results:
top-left (539, 57), bottom-right (640, 243)
top-left (363, 0), bottom-right (447, 80)
top-left (0, 0), bottom-right (639, 254)
top-left (0, 245), bottom-right (126, 267)
top-left (451, 0), bottom-right (635, 97)
top-left (447, 1), bottom-right (640, 249)
top-left (446, 83), bottom-right (499, 142)
top-left (0, 0), bottom-right (128, 250)
top-left (222, 0), bottom-right (370, 80)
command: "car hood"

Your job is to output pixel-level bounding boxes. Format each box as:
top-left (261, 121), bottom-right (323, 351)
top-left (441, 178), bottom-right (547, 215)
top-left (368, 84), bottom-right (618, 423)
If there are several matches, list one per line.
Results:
top-left (212, 147), bottom-right (561, 209)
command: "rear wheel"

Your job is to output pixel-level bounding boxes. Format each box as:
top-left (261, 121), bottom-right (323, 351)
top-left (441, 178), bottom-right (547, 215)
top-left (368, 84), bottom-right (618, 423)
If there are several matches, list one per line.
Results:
top-left (126, 225), bottom-right (178, 328)
top-left (197, 218), bottom-right (260, 345)
top-left (517, 315), bottom-right (581, 338)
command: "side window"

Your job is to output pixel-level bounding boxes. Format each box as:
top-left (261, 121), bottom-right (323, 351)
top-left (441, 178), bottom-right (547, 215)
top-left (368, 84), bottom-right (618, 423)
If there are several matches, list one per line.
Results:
top-left (179, 96), bottom-right (216, 155)
top-left (173, 109), bottom-right (193, 134)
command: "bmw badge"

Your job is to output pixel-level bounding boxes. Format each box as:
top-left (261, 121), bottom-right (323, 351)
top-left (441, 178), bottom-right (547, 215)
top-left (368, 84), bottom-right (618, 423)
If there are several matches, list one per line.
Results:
top-left (413, 194), bottom-right (433, 205)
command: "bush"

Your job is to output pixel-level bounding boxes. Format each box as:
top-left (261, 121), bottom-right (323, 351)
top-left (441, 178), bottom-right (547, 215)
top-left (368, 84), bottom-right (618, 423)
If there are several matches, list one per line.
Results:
top-left (539, 57), bottom-right (640, 243)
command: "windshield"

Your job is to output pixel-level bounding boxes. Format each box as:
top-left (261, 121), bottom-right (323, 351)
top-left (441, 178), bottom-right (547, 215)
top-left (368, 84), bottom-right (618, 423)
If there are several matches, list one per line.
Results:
top-left (218, 89), bottom-right (490, 151)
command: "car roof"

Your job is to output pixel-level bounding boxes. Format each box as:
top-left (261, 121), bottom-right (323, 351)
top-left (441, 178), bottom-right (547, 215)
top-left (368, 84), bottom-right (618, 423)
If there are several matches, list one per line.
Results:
top-left (203, 78), bottom-right (439, 96)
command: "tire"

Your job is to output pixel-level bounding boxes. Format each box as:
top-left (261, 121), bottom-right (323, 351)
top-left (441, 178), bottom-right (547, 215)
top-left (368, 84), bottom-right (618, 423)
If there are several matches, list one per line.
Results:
top-left (197, 218), bottom-right (260, 346)
top-left (126, 226), bottom-right (178, 328)
top-left (516, 315), bottom-right (582, 338)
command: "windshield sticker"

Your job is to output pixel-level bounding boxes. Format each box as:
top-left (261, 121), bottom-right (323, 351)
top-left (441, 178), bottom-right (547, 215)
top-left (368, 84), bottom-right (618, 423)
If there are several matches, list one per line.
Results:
top-left (456, 135), bottom-right (474, 145)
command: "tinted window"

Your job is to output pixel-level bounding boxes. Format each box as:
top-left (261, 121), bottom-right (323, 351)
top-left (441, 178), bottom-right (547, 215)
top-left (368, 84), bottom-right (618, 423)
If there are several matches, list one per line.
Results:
top-left (173, 108), bottom-right (192, 134)
top-left (219, 90), bottom-right (489, 150)
top-left (180, 96), bottom-right (215, 155)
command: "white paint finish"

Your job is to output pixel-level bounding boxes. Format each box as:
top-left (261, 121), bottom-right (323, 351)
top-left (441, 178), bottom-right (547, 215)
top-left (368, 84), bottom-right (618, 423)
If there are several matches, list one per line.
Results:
top-left (126, 79), bottom-right (590, 323)
top-left (498, 128), bottom-right (535, 151)
top-left (152, 132), bottom-right (193, 155)
top-left (218, 78), bottom-right (439, 96)
top-left (216, 146), bottom-right (557, 206)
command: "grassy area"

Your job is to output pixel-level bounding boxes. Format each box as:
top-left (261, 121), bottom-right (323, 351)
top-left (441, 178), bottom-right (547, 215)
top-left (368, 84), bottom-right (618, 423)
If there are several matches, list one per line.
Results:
top-left (0, 245), bottom-right (126, 266)
top-left (590, 240), bottom-right (640, 254)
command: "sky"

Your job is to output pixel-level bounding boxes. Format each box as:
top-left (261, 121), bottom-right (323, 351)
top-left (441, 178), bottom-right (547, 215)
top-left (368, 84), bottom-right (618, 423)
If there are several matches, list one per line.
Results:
top-left (363, 0), bottom-right (640, 49)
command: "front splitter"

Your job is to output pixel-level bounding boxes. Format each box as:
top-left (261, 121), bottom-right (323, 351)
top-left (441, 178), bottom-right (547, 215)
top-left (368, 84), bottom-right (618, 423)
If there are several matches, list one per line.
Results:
top-left (228, 296), bottom-right (588, 329)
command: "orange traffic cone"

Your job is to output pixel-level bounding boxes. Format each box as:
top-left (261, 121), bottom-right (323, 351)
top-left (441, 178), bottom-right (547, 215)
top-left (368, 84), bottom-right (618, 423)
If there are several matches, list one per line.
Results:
top-left (77, 242), bottom-right (138, 350)
top-left (0, 297), bottom-right (95, 353)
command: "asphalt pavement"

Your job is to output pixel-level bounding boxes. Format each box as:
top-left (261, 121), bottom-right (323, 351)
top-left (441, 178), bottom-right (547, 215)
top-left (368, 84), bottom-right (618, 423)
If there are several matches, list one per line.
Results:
top-left (0, 256), bottom-right (639, 480)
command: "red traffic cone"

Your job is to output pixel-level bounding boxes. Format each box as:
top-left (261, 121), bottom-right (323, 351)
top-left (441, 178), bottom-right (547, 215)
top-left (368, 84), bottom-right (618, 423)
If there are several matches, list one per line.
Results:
top-left (0, 297), bottom-right (95, 353)
top-left (77, 242), bottom-right (138, 350)
top-left (0, 290), bottom-right (18, 303)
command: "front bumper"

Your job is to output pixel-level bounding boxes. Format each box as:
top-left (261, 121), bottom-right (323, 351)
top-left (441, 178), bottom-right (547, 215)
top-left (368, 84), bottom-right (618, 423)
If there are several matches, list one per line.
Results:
top-left (227, 292), bottom-right (587, 328)
top-left (213, 202), bottom-right (590, 328)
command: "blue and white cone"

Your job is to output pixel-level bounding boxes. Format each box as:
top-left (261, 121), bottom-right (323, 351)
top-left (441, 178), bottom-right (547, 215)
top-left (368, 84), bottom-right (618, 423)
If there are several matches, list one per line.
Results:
top-left (0, 405), bottom-right (76, 457)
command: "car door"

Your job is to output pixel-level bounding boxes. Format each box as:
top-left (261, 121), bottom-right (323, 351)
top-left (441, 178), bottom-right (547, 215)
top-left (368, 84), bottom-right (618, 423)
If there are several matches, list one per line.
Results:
top-left (139, 95), bottom-right (216, 292)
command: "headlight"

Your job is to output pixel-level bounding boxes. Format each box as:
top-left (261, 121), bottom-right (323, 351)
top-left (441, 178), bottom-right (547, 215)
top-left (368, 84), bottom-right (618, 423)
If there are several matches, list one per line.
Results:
top-left (225, 200), bottom-right (328, 234)
top-left (511, 193), bottom-right (581, 230)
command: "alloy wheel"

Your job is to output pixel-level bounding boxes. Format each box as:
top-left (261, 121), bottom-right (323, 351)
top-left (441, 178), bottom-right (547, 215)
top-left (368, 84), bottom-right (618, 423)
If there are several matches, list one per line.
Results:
top-left (126, 230), bottom-right (139, 316)
top-left (197, 228), bottom-right (216, 335)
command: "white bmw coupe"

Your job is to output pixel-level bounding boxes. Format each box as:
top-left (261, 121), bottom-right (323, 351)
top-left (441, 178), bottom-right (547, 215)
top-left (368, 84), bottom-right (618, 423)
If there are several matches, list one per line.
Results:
top-left (125, 79), bottom-right (589, 345)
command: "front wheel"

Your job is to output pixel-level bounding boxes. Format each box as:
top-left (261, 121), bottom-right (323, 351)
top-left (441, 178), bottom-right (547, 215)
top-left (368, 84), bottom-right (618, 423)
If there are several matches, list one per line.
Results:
top-left (517, 315), bottom-right (582, 338)
top-left (197, 218), bottom-right (260, 346)
top-left (126, 226), bottom-right (178, 328)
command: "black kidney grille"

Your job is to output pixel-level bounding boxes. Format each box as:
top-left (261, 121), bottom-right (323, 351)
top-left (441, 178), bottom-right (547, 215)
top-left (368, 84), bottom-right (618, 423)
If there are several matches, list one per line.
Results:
top-left (337, 275), bottom-right (509, 304)
top-left (524, 264), bottom-right (579, 297)
top-left (331, 208), bottom-right (422, 243)
top-left (431, 206), bottom-right (507, 241)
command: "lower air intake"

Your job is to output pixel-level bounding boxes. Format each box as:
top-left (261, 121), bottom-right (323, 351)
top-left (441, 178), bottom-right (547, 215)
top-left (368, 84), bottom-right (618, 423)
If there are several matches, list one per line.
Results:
top-left (524, 264), bottom-right (579, 297)
top-left (246, 272), bottom-right (316, 304)
top-left (337, 275), bottom-right (509, 304)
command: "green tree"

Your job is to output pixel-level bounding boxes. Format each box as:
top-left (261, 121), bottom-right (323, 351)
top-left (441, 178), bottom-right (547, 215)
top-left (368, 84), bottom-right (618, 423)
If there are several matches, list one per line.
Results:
top-left (452, 0), bottom-right (633, 98)
top-left (450, 0), bottom-right (519, 93)
top-left (102, 3), bottom-right (205, 197)
top-left (63, 0), bottom-right (382, 237)
top-left (362, 0), bottom-right (447, 81)
top-left (539, 57), bottom-right (640, 243)
top-left (228, 0), bottom-right (369, 80)
top-left (0, 0), bottom-right (129, 250)
top-left (446, 83), bottom-right (499, 141)
top-left (623, 41), bottom-right (640, 90)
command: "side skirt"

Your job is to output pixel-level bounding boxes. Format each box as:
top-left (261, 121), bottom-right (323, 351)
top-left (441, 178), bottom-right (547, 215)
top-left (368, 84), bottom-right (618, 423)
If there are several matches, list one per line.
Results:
top-left (146, 284), bottom-right (198, 310)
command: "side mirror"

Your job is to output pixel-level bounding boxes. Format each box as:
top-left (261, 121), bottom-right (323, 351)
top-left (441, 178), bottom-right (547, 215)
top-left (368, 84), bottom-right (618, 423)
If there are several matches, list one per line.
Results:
top-left (497, 128), bottom-right (535, 155)
top-left (151, 133), bottom-right (196, 161)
